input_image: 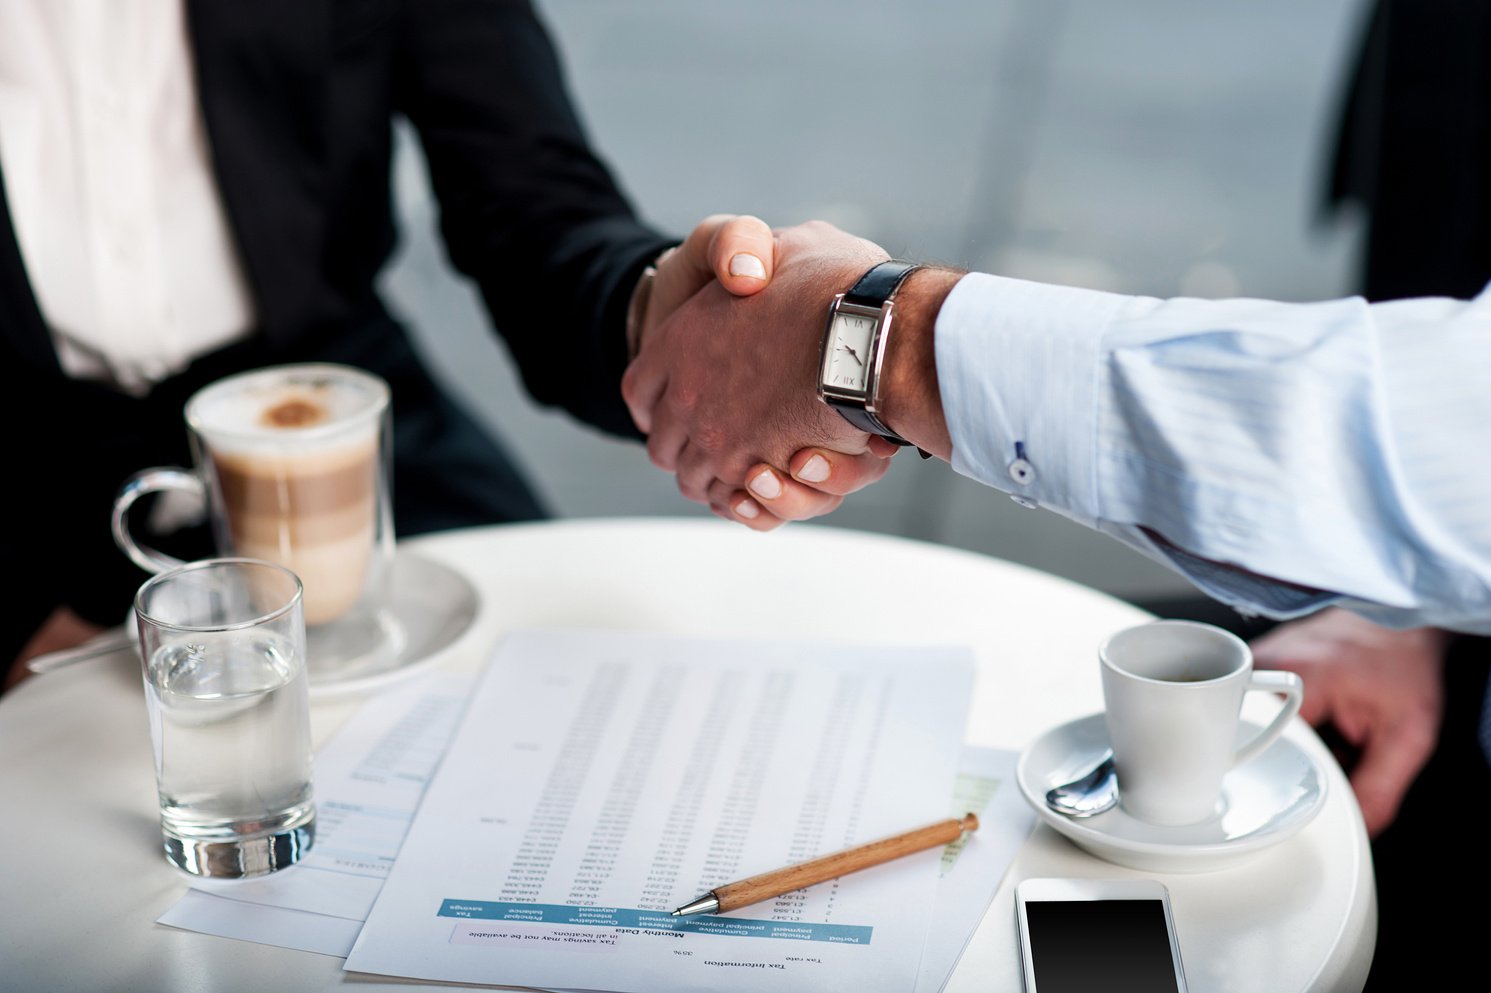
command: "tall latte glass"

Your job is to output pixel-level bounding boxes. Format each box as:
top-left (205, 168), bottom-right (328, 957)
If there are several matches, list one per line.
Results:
top-left (135, 558), bottom-right (315, 877)
top-left (113, 364), bottom-right (396, 682)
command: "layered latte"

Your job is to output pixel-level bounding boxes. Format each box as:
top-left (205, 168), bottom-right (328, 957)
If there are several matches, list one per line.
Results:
top-left (186, 366), bottom-right (390, 626)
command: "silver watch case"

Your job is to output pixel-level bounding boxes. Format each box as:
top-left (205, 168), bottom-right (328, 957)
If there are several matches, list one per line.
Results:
top-left (817, 295), bottom-right (898, 419)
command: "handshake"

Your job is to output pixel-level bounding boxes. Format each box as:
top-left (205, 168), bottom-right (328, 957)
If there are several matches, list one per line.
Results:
top-left (624, 215), bottom-right (962, 530)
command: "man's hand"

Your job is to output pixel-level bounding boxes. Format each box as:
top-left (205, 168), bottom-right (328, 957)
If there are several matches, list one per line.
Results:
top-left (724, 445), bottom-right (900, 531)
top-left (1249, 608), bottom-right (1448, 837)
top-left (636, 214), bottom-right (776, 355)
top-left (6, 606), bottom-right (107, 693)
top-left (623, 220), bottom-right (897, 521)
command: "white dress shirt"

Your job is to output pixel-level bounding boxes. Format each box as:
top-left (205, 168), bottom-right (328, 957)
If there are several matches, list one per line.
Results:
top-left (0, 0), bottom-right (254, 394)
top-left (936, 272), bottom-right (1491, 635)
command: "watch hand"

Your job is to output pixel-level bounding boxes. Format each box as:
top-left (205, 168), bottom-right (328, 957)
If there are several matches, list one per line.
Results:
top-left (842, 346), bottom-right (865, 366)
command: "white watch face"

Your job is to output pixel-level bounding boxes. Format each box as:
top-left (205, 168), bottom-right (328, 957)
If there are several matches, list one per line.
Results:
top-left (825, 311), bottom-right (876, 394)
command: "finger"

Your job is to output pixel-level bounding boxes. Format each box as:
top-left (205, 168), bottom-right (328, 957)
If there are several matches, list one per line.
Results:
top-left (707, 215), bottom-right (774, 296)
top-left (717, 492), bottom-right (786, 531)
top-left (706, 479), bottom-right (786, 531)
top-left (675, 443), bottom-right (717, 504)
top-left (742, 465), bottom-right (845, 522)
top-left (787, 448), bottom-right (894, 497)
top-left (1348, 714), bottom-right (1438, 837)
top-left (644, 416), bottom-right (688, 473)
top-left (1254, 658), bottom-right (1333, 727)
top-left (621, 359), bottom-right (666, 435)
top-left (1296, 685), bottom-right (1333, 729)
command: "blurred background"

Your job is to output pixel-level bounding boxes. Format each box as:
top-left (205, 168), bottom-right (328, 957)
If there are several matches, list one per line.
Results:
top-left (381, 0), bottom-right (1370, 606)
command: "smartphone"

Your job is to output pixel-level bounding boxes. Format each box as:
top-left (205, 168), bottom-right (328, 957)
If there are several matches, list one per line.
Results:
top-left (1015, 877), bottom-right (1188, 993)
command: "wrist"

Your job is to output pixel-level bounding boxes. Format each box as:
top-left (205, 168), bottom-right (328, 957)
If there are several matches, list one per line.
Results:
top-left (625, 246), bottom-right (678, 362)
top-left (877, 267), bottom-right (962, 460)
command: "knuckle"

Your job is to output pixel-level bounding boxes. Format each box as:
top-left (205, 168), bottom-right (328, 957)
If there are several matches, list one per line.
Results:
top-left (706, 479), bottom-right (734, 508)
top-left (675, 473), bottom-right (708, 504)
top-left (1400, 721), bottom-right (1438, 758)
top-left (646, 436), bottom-right (675, 471)
top-left (670, 383), bottom-right (702, 417)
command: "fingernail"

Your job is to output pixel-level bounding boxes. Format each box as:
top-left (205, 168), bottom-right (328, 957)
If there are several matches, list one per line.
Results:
top-left (729, 253), bottom-right (767, 280)
top-left (734, 498), bottom-right (760, 519)
top-left (748, 468), bottom-right (782, 500)
top-left (796, 454), bottom-right (830, 483)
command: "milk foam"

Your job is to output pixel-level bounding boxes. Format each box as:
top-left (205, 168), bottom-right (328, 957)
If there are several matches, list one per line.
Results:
top-left (187, 364), bottom-right (386, 457)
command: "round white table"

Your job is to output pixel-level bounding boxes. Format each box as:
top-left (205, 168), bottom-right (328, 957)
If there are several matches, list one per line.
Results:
top-left (0, 519), bottom-right (1375, 992)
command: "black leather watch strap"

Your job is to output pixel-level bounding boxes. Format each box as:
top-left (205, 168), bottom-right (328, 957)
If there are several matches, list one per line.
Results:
top-left (843, 260), bottom-right (921, 308)
top-left (831, 402), bottom-right (910, 445)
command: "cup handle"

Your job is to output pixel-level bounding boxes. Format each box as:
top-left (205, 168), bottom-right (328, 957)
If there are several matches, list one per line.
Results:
top-left (111, 468), bottom-right (205, 575)
top-left (1232, 669), bottom-right (1305, 768)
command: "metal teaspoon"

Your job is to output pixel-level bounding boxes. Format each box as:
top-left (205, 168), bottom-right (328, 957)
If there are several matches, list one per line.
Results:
top-left (1044, 749), bottom-right (1118, 817)
top-left (25, 631), bottom-right (136, 675)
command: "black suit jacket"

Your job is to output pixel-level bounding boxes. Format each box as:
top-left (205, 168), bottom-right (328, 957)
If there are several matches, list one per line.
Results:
top-left (1326, 0), bottom-right (1491, 301)
top-left (0, 0), bottom-right (672, 652)
top-left (1324, 11), bottom-right (1491, 988)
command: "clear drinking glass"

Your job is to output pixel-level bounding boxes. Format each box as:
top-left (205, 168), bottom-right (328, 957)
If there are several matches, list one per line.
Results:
top-left (135, 558), bottom-right (316, 877)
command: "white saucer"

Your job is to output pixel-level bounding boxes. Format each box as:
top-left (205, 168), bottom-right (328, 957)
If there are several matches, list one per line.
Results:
top-left (305, 549), bottom-right (481, 700)
top-left (115, 550), bottom-right (481, 701)
top-left (1016, 712), bottom-right (1327, 872)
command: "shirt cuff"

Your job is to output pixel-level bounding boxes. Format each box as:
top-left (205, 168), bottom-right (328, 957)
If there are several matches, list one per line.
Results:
top-left (935, 272), bottom-right (1129, 528)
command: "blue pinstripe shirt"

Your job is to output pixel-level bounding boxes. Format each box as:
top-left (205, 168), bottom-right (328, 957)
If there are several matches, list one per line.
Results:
top-left (936, 273), bottom-right (1491, 634)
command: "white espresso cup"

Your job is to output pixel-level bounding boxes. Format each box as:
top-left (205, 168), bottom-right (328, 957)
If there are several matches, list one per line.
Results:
top-left (1099, 620), bottom-right (1304, 826)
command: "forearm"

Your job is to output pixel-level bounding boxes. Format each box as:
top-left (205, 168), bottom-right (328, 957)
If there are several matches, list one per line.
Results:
top-left (396, 0), bottom-right (673, 437)
top-left (875, 267), bottom-right (963, 461)
top-left (926, 272), bottom-right (1491, 631)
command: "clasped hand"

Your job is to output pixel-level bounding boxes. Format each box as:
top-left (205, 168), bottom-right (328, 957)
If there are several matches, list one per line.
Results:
top-left (625, 216), bottom-right (899, 529)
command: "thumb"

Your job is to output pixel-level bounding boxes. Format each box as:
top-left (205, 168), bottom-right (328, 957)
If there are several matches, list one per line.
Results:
top-left (706, 213), bottom-right (774, 296)
top-left (663, 214), bottom-right (774, 302)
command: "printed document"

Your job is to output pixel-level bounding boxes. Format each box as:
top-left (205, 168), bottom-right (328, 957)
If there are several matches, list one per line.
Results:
top-left (157, 672), bottom-right (471, 953)
top-left (344, 628), bottom-right (974, 992)
top-left (160, 673), bottom-right (1029, 989)
top-left (913, 747), bottom-right (1032, 993)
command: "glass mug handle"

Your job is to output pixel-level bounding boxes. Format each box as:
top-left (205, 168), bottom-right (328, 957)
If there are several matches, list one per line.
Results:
top-left (1231, 669), bottom-right (1305, 768)
top-left (110, 468), bottom-right (206, 575)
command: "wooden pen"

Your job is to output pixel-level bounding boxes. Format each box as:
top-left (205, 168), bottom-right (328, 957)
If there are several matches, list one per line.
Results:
top-left (670, 812), bottom-right (979, 917)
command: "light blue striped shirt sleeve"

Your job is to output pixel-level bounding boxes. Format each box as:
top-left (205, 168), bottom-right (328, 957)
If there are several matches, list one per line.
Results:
top-left (935, 272), bottom-right (1491, 634)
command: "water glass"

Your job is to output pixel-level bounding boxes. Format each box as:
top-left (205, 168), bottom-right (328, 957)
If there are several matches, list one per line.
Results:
top-left (135, 558), bottom-right (316, 877)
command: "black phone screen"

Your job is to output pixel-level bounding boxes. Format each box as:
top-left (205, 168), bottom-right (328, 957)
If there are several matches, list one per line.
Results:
top-left (1025, 899), bottom-right (1181, 993)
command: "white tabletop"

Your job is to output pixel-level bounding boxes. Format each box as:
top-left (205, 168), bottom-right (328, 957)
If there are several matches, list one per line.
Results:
top-left (0, 518), bottom-right (1375, 992)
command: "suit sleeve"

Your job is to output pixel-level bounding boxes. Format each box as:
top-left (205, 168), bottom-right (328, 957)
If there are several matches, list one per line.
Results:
top-left (392, 0), bottom-right (674, 438)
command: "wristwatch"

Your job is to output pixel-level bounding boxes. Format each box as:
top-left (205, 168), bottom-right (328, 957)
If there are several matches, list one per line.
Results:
top-left (817, 259), bottom-right (922, 446)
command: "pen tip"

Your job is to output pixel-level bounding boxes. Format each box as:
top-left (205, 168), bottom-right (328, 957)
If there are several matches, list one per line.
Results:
top-left (672, 895), bottom-right (720, 917)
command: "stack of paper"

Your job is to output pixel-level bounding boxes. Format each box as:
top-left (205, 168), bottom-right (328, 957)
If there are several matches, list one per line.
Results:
top-left (160, 629), bottom-right (1034, 993)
